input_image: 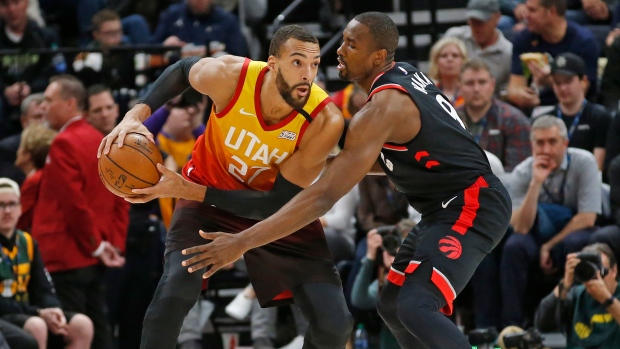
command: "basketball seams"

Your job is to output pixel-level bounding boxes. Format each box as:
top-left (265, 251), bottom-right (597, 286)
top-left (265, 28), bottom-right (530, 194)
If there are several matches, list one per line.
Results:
top-left (112, 141), bottom-right (160, 172)
top-left (103, 154), bottom-right (158, 186)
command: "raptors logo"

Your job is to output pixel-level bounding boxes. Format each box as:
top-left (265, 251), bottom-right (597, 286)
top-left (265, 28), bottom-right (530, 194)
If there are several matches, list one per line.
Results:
top-left (438, 236), bottom-right (462, 260)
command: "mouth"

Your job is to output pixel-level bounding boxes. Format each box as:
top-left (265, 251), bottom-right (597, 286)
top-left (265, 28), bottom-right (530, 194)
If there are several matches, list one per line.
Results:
top-left (337, 57), bottom-right (346, 71)
top-left (296, 86), bottom-right (309, 97)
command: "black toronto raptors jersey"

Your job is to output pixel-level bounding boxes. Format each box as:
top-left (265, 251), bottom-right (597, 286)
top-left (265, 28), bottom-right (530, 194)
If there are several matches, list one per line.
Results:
top-left (370, 62), bottom-right (491, 214)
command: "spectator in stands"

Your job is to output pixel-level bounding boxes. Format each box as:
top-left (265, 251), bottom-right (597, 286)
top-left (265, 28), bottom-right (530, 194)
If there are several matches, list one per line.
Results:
top-left (506, 0), bottom-right (599, 109)
top-left (457, 59), bottom-right (531, 172)
top-left (601, 19), bottom-right (620, 111)
top-left (0, 177), bottom-right (94, 349)
top-left (589, 155), bottom-right (620, 261)
top-left (73, 9), bottom-right (136, 91)
top-left (500, 0), bottom-right (616, 30)
top-left (0, 0), bottom-right (58, 139)
top-left (445, 0), bottom-right (513, 94)
top-left (32, 75), bottom-right (129, 349)
top-left (428, 37), bottom-right (468, 108)
top-left (501, 115), bottom-right (601, 327)
top-left (499, 0), bottom-right (529, 32)
top-left (0, 93), bottom-right (45, 164)
top-left (535, 243), bottom-right (620, 347)
top-left (604, 114), bottom-right (620, 180)
top-left (153, 0), bottom-right (249, 57)
top-left (85, 85), bottom-right (119, 135)
top-left (543, 52), bottom-right (611, 170)
top-left (14, 124), bottom-right (56, 232)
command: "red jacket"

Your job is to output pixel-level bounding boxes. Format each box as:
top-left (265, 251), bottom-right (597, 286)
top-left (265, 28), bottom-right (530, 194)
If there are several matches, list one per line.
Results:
top-left (31, 118), bottom-right (129, 272)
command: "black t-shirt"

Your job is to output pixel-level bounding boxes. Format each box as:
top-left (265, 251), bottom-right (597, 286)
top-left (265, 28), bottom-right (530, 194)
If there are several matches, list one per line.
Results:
top-left (371, 62), bottom-right (491, 214)
top-left (549, 102), bottom-right (611, 153)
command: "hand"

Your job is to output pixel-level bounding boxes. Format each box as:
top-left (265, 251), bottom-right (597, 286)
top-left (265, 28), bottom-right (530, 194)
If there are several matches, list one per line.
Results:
top-left (606, 28), bottom-right (620, 47)
top-left (563, 253), bottom-right (579, 287)
top-left (163, 36), bottom-right (186, 47)
top-left (365, 229), bottom-right (382, 260)
top-left (528, 61), bottom-right (551, 87)
top-left (540, 244), bottom-right (557, 275)
top-left (125, 163), bottom-right (189, 203)
top-left (532, 155), bottom-right (554, 184)
top-left (583, 0), bottom-right (609, 20)
top-left (4, 83), bottom-right (23, 106)
top-left (99, 242), bottom-right (125, 268)
top-left (39, 308), bottom-right (68, 336)
top-left (97, 104), bottom-right (154, 158)
top-left (514, 87), bottom-right (540, 108)
top-left (514, 3), bottom-right (528, 21)
top-left (584, 271), bottom-right (612, 303)
top-left (181, 231), bottom-right (247, 279)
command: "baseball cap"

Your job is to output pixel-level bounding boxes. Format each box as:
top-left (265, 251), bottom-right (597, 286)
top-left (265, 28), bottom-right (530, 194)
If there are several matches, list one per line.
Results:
top-left (467, 0), bottom-right (500, 21)
top-left (0, 178), bottom-right (20, 199)
top-left (550, 52), bottom-right (586, 77)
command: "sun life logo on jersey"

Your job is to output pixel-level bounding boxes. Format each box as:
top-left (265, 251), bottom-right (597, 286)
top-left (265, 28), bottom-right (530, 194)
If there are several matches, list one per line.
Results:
top-left (410, 72), bottom-right (432, 95)
top-left (278, 130), bottom-right (297, 141)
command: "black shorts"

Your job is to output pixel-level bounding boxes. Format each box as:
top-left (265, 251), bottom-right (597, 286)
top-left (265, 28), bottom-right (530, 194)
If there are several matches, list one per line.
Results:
top-left (1, 312), bottom-right (77, 349)
top-left (166, 199), bottom-right (342, 307)
top-left (387, 175), bottom-right (511, 315)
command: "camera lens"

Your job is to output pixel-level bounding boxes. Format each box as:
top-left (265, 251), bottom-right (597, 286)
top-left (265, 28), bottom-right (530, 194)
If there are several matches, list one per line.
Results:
top-left (574, 261), bottom-right (598, 283)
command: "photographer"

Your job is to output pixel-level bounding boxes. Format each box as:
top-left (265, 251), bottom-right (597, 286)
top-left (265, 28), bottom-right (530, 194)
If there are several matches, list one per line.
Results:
top-left (350, 227), bottom-right (403, 349)
top-left (535, 243), bottom-right (620, 348)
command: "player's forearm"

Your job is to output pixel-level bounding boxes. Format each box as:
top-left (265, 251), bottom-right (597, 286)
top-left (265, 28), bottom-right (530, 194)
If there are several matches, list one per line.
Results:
top-left (237, 185), bottom-right (337, 250)
top-left (137, 57), bottom-right (200, 113)
top-left (511, 181), bottom-right (542, 233)
top-left (180, 180), bottom-right (208, 202)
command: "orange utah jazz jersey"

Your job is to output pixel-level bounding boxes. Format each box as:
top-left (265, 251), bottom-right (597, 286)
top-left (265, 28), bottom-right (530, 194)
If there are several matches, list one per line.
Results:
top-left (182, 58), bottom-right (331, 192)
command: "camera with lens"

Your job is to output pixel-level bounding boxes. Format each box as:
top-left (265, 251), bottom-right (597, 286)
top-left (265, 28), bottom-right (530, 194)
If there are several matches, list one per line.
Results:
top-left (502, 329), bottom-right (543, 349)
top-left (574, 251), bottom-right (608, 284)
top-left (468, 327), bottom-right (498, 348)
top-left (374, 225), bottom-right (402, 256)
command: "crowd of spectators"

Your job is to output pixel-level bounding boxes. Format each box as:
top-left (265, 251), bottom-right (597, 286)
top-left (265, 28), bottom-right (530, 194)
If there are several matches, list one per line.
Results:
top-left (1, 0), bottom-right (620, 348)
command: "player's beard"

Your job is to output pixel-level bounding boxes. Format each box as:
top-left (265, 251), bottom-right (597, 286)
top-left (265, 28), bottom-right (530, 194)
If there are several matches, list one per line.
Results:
top-left (276, 69), bottom-right (311, 110)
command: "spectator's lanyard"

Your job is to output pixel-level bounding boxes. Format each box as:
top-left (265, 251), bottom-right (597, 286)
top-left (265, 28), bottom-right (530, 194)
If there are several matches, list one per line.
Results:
top-left (473, 118), bottom-right (488, 144)
top-left (542, 154), bottom-right (571, 204)
top-left (556, 100), bottom-right (586, 141)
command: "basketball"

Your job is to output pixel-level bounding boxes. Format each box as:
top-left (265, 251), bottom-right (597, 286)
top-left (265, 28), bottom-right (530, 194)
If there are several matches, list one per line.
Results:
top-left (98, 132), bottom-right (163, 197)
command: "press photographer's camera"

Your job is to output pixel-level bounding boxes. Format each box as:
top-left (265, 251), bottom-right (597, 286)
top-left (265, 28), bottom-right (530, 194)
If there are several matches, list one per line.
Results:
top-left (502, 329), bottom-right (543, 349)
top-left (374, 225), bottom-right (402, 256)
top-left (574, 251), bottom-right (608, 284)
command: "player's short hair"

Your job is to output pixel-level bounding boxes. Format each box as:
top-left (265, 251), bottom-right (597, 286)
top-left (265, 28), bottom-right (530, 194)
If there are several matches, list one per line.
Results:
top-left (92, 9), bottom-right (121, 32)
top-left (428, 37), bottom-right (468, 80)
top-left (540, 0), bottom-right (566, 16)
top-left (353, 12), bottom-right (399, 61)
top-left (50, 75), bottom-right (87, 111)
top-left (20, 93), bottom-right (44, 116)
top-left (460, 59), bottom-right (493, 78)
top-left (269, 25), bottom-right (319, 57)
top-left (20, 124), bottom-right (57, 170)
top-left (531, 115), bottom-right (568, 140)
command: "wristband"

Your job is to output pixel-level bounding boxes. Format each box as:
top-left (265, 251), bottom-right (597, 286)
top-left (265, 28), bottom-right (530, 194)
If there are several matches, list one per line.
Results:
top-left (602, 295), bottom-right (616, 308)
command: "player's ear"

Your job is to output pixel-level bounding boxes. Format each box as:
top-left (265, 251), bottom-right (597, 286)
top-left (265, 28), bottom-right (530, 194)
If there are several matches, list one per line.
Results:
top-left (267, 55), bottom-right (277, 71)
top-left (374, 49), bottom-right (387, 66)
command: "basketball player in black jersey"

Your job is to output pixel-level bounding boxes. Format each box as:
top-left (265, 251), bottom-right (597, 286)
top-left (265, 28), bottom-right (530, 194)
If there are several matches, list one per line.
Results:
top-left (182, 12), bottom-right (512, 348)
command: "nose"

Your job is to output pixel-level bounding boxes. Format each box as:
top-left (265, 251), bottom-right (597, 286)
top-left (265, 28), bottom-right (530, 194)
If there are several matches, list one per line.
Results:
top-left (336, 41), bottom-right (345, 57)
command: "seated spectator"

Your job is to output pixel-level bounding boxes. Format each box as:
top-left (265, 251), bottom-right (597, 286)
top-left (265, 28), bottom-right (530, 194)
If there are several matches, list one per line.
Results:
top-left (73, 10), bottom-right (136, 91)
top-left (445, 0), bottom-right (513, 94)
top-left (535, 242), bottom-right (620, 348)
top-left (498, 0), bottom-right (529, 32)
top-left (0, 93), bottom-right (45, 164)
top-left (540, 52), bottom-right (611, 171)
top-left (506, 0), bottom-right (599, 110)
top-left (502, 115), bottom-right (601, 327)
top-left (590, 155), bottom-right (620, 261)
top-left (14, 124), bottom-right (56, 232)
top-left (0, 177), bottom-right (94, 349)
top-left (153, 0), bottom-right (249, 57)
top-left (457, 59), bottom-right (532, 171)
top-left (350, 229), bottom-right (402, 349)
top-left (428, 37), bottom-right (468, 108)
top-left (0, 0), bottom-right (58, 139)
top-left (85, 85), bottom-right (119, 135)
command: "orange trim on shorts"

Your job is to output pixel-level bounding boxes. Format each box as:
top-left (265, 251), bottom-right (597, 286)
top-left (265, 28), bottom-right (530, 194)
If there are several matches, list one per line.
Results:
top-left (451, 176), bottom-right (489, 235)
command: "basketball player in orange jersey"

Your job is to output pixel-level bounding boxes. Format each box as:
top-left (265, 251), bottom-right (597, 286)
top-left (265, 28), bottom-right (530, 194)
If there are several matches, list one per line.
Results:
top-left (98, 25), bottom-right (352, 349)
top-left (181, 12), bottom-right (512, 349)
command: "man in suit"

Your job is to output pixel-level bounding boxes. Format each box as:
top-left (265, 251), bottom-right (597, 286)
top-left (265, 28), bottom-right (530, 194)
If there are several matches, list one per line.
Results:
top-left (31, 75), bottom-right (129, 349)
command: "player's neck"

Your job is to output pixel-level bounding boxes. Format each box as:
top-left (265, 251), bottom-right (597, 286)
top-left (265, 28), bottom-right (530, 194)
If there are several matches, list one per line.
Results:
top-left (540, 18), bottom-right (567, 44)
top-left (261, 71), bottom-right (295, 123)
top-left (359, 61), bottom-right (396, 94)
top-left (559, 96), bottom-right (584, 116)
top-left (466, 100), bottom-right (492, 123)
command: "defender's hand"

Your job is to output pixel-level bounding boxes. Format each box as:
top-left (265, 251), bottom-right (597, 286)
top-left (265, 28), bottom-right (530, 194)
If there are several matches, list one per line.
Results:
top-left (181, 231), bottom-right (247, 279)
top-left (98, 104), bottom-right (154, 158)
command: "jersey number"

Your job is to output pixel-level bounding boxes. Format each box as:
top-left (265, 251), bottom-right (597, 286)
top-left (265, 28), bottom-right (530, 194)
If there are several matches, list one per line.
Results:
top-left (436, 94), bottom-right (466, 129)
top-left (229, 155), bottom-right (270, 185)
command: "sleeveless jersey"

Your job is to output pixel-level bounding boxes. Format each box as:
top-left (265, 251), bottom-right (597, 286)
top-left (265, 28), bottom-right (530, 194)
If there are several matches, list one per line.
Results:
top-left (372, 62), bottom-right (491, 214)
top-left (182, 59), bottom-right (331, 191)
